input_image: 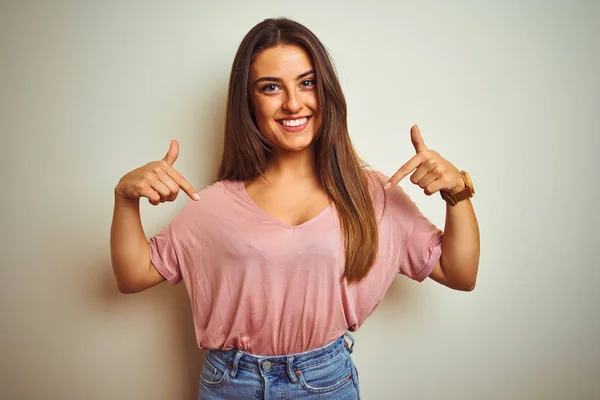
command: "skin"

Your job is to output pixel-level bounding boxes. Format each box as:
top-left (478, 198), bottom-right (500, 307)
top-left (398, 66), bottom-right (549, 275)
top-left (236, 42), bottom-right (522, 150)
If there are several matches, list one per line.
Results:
top-left (112, 44), bottom-right (479, 292)
top-left (112, 139), bottom-right (199, 292)
top-left (249, 44), bottom-right (322, 159)
top-left (247, 45), bottom-right (479, 290)
top-left (386, 125), bottom-right (480, 290)
top-left (245, 44), bottom-right (330, 227)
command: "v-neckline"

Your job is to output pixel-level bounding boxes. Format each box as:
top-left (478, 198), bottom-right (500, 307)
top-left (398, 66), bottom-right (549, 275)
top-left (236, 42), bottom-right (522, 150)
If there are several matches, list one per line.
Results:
top-left (237, 180), bottom-right (333, 230)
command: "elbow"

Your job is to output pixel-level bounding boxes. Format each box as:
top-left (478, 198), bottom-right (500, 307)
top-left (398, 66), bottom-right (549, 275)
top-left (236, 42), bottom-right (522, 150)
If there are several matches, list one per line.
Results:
top-left (439, 259), bottom-right (478, 292)
top-left (115, 278), bottom-right (145, 294)
top-left (442, 276), bottom-right (476, 292)
top-left (112, 261), bottom-right (150, 294)
top-left (455, 274), bottom-right (477, 292)
top-left (447, 279), bottom-right (476, 292)
top-left (447, 269), bottom-right (477, 292)
top-left (117, 283), bottom-right (138, 294)
top-left (117, 281), bottom-right (138, 294)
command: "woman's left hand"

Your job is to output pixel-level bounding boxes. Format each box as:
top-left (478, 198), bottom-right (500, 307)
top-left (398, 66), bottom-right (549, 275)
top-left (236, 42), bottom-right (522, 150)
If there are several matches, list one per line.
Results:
top-left (385, 125), bottom-right (465, 195)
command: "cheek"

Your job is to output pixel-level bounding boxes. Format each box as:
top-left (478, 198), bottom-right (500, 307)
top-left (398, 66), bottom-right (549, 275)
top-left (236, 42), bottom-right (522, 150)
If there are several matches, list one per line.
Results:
top-left (254, 97), bottom-right (279, 119)
top-left (306, 93), bottom-right (320, 126)
top-left (305, 91), bottom-right (319, 110)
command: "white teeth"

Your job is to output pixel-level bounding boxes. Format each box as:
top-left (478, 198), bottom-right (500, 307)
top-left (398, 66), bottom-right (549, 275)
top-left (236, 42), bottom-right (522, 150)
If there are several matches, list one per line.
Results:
top-left (280, 117), bottom-right (308, 127)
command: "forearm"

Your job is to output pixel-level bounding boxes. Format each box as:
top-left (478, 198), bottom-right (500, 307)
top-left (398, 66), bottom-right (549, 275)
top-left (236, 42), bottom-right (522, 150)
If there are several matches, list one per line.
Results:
top-left (110, 193), bottom-right (152, 291)
top-left (440, 198), bottom-right (480, 290)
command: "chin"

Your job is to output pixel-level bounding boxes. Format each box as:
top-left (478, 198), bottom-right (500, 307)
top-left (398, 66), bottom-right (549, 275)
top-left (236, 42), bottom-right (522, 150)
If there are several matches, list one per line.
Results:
top-left (273, 136), bottom-right (315, 153)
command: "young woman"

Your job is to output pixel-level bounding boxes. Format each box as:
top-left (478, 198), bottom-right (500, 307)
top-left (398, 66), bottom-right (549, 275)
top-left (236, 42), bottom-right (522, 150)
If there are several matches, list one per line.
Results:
top-left (111, 18), bottom-right (480, 400)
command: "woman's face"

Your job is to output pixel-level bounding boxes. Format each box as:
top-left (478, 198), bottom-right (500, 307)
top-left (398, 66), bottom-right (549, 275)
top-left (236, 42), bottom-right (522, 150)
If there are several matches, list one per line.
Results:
top-left (249, 44), bottom-right (320, 153)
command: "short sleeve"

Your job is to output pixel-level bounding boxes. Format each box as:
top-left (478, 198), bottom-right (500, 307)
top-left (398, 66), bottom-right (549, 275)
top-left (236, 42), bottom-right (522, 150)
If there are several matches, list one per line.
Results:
top-left (399, 195), bottom-right (443, 282)
top-left (148, 222), bottom-right (182, 286)
top-left (375, 171), bottom-right (443, 282)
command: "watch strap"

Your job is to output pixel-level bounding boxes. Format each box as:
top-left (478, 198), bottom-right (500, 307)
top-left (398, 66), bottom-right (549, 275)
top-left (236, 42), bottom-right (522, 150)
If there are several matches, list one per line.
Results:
top-left (440, 170), bottom-right (474, 206)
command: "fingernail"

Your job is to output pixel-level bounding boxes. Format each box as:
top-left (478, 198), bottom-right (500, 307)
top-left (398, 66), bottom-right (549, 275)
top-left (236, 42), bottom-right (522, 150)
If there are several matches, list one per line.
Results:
top-left (193, 193), bottom-right (200, 200)
top-left (384, 182), bottom-right (392, 190)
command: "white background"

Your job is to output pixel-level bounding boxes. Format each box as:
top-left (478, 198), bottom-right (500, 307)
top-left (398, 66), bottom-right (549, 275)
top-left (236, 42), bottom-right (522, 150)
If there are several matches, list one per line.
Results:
top-left (1, 1), bottom-right (598, 399)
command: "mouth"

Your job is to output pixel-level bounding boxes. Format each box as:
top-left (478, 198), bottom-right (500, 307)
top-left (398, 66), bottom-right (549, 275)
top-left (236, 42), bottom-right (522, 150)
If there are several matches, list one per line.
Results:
top-left (277, 116), bottom-right (311, 132)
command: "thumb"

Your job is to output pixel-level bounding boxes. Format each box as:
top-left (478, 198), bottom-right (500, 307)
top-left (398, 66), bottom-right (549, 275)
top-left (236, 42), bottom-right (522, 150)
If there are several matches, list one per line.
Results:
top-left (410, 124), bottom-right (428, 153)
top-left (162, 139), bottom-right (179, 166)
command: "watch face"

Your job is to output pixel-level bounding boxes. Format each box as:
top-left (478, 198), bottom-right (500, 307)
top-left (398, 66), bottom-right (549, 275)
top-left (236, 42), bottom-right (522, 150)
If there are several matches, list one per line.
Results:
top-left (462, 171), bottom-right (474, 196)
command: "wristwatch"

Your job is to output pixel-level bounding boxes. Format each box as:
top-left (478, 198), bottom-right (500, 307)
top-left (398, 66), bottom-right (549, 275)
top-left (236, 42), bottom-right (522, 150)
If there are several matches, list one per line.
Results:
top-left (440, 170), bottom-right (475, 206)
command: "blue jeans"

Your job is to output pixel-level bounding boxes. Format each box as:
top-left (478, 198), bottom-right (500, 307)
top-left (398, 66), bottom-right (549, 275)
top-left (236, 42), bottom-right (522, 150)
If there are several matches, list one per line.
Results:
top-left (198, 332), bottom-right (360, 399)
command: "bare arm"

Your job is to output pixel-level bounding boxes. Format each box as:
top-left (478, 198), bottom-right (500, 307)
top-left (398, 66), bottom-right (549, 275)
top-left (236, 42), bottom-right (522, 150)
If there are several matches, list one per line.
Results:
top-left (110, 193), bottom-right (165, 293)
top-left (429, 198), bottom-right (480, 291)
top-left (109, 139), bottom-right (199, 293)
top-left (384, 125), bottom-right (480, 291)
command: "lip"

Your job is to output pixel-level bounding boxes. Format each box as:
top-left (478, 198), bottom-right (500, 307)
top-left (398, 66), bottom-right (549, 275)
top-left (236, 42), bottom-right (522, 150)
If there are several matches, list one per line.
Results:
top-left (277, 116), bottom-right (311, 133)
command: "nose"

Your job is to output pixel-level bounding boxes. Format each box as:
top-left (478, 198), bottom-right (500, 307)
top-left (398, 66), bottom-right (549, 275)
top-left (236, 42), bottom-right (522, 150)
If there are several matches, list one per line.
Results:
top-left (282, 90), bottom-right (302, 114)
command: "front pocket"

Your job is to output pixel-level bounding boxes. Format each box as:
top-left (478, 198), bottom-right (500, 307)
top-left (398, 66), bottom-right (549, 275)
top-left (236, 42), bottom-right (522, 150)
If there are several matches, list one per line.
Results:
top-left (199, 356), bottom-right (230, 388)
top-left (296, 353), bottom-right (354, 394)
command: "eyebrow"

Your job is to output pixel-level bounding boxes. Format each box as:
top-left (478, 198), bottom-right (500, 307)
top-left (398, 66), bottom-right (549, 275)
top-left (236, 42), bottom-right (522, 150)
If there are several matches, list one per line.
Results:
top-left (253, 70), bottom-right (315, 85)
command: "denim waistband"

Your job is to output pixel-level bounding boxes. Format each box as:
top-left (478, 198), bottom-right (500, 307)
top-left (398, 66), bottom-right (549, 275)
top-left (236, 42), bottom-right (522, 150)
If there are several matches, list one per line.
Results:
top-left (208, 332), bottom-right (355, 381)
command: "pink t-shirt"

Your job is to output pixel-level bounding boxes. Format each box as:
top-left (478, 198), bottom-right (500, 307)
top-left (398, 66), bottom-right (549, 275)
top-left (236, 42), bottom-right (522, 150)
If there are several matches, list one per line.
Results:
top-left (148, 170), bottom-right (443, 356)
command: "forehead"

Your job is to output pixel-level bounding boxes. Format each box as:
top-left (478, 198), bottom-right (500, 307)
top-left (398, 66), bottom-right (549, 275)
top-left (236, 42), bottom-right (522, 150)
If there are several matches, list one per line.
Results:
top-left (250, 44), bottom-right (314, 79)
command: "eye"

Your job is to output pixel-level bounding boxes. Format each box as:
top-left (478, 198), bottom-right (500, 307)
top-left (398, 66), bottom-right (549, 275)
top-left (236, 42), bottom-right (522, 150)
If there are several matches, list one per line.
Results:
top-left (300, 79), bottom-right (316, 88)
top-left (260, 83), bottom-right (280, 93)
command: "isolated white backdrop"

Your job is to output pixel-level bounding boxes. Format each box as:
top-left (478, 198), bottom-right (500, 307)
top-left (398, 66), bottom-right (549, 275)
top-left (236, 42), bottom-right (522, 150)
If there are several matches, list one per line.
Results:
top-left (1, 1), bottom-right (598, 399)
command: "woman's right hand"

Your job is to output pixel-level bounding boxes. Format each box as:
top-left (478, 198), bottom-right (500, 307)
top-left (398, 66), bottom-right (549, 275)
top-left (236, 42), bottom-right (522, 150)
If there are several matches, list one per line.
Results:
top-left (114, 139), bottom-right (199, 206)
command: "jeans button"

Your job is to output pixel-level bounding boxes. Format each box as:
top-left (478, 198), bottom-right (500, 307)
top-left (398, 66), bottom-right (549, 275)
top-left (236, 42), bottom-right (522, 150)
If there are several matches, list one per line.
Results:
top-left (262, 361), bottom-right (272, 370)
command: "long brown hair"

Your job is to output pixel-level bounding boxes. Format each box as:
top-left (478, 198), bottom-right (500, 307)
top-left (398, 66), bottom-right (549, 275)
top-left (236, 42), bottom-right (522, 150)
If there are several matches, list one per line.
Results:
top-left (217, 18), bottom-right (384, 284)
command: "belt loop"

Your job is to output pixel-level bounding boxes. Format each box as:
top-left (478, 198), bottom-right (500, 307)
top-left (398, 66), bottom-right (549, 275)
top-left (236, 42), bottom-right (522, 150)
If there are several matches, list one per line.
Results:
top-left (344, 332), bottom-right (355, 354)
top-left (229, 350), bottom-right (243, 378)
top-left (286, 355), bottom-right (299, 383)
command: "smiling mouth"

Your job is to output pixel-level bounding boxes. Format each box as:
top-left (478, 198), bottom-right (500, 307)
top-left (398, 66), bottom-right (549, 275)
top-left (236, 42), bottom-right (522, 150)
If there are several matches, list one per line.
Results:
top-left (277, 116), bottom-right (310, 127)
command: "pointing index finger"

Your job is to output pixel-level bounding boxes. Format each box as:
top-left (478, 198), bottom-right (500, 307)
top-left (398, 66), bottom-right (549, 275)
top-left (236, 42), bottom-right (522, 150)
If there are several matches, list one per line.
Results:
top-left (385, 153), bottom-right (423, 189)
top-left (165, 165), bottom-right (200, 201)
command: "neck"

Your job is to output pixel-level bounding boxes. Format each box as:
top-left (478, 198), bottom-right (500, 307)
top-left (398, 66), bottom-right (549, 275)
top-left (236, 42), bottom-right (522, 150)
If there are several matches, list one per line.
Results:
top-left (263, 146), bottom-right (318, 183)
